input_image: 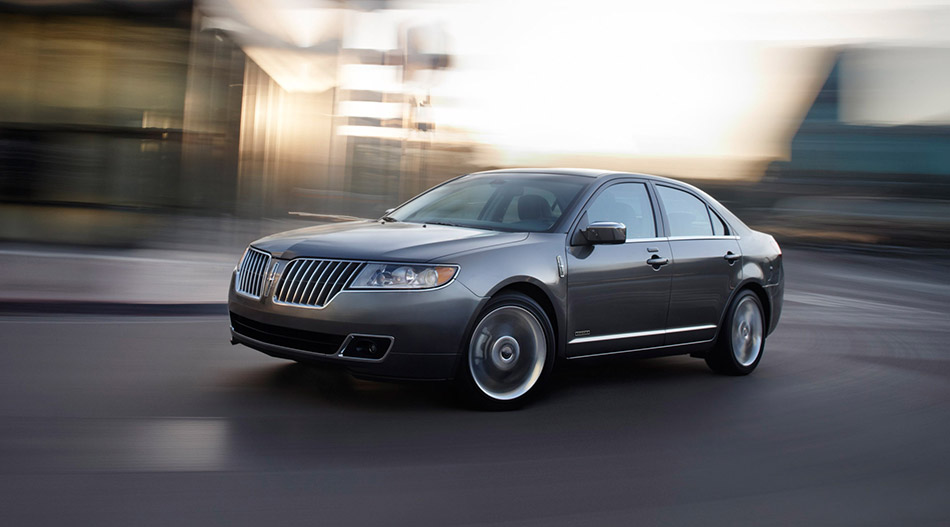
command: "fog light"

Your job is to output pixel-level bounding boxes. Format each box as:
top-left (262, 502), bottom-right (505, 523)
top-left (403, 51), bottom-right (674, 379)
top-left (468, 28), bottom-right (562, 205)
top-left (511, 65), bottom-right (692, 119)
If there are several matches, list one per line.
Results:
top-left (340, 335), bottom-right (393, 360)
top-left (354, 340), bottom-right (377, 356)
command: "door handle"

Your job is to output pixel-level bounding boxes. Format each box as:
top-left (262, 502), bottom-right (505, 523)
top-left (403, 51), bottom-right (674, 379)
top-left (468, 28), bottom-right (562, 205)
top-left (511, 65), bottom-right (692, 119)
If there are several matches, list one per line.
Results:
top-left (647, 255), bottom-right (669, 270)
top-left (724, 251), bottom-right (741, 264)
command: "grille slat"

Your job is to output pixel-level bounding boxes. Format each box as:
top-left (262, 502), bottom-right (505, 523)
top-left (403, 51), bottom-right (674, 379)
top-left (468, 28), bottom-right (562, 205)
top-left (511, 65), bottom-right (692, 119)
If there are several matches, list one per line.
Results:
top-left (286, 261), bottom-right (303, 301)
top-left (273, 258), bottom-right (363, 308)
top-left (235, 248), bottom-right (271, 299)
top-left (251, 252), bottom-right (265, 292)
top-left (298, 261), bottom-right (326, 304)
top-left (276, 260), bottom-right (298, 300)
top-left (240, 251), bottom-right (251, 292)
top-left (291, 260), bottom-right (316, 304)
top-left (305, 261), bottom-right (333, 305)
top-left (295, 261), bottom-right (318, 304)
top-left (326, 262), bottom-right (358, 303)
top-left (315, 262), bottom-right (341, 306)
top-left (328, 262), bottom-right (351, 303)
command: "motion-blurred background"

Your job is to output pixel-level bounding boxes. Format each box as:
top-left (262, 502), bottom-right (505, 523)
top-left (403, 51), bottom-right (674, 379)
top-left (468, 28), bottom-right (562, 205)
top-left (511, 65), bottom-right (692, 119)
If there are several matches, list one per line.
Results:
top-left (2, 0), bottom-right (950, 253)
top-left (3, 3), bottom-right (950, 525)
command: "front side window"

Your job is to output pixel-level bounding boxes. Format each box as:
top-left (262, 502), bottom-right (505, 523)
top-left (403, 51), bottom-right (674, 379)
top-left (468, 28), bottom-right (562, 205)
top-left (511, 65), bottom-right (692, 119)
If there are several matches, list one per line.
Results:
top-left (585, 182), bottom-right (656, 240)
top-left (657, 185), bottom-right (713, 237)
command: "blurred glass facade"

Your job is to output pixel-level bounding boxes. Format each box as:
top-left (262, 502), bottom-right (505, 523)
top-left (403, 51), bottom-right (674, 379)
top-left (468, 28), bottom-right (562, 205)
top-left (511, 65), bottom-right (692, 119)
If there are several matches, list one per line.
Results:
top-left (0, 3), bottom-right (195, 244)
top-left (747, 50), bottom-right (950, 247)
top-left (0, 0), bottom-right (474, 246)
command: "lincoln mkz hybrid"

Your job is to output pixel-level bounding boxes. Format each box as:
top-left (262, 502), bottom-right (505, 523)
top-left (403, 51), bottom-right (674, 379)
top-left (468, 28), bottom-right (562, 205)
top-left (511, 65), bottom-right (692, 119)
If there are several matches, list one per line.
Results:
top-left (228, 168), bottom-right (784, 408)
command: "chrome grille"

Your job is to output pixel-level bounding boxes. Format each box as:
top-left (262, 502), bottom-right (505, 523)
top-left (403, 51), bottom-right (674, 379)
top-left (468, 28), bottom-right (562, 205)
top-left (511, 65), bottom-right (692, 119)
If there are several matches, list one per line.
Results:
top-left (236, 247), bottom-right (271, 299)
top-left (274, 258), bottom-right (364, 308)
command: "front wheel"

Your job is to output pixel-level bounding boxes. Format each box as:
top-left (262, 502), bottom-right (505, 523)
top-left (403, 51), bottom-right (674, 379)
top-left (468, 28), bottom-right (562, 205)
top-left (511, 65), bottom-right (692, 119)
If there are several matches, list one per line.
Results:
top-left (457, 292), bottom-right (555, 410)
top-left (706, 289), bottom-right (765, 375)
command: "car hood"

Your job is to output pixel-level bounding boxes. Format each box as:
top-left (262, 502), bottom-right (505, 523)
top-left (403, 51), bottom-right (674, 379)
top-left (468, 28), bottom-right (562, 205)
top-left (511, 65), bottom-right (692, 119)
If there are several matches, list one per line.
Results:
top-left (250, 220), bottom-right (528, 262)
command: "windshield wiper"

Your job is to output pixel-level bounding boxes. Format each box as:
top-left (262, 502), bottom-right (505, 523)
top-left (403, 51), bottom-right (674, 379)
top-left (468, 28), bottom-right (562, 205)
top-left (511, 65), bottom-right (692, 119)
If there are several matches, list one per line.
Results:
top-left (425, 221), bottom-right (466, 228)
top-left (380, 215), bottom-right (398, 223)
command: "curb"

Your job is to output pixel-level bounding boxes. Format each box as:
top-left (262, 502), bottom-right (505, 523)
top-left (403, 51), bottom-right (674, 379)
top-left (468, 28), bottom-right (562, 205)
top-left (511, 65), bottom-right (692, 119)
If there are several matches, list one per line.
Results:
top-left (0, 301), bottom-right (228, 316)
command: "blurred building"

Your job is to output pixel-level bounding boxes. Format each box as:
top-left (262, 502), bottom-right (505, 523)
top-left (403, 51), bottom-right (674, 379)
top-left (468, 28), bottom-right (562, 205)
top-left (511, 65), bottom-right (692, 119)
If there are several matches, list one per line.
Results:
top-left (0, 0), bottom-right (470, 245)
top-left (4, 1), bottom-right (950, 249)
top-left (758, 49), bottom-right (950, 246)
top-left (768, 51), bottom-right (950, 195)
top-left (0, 0), bottom-right (252, 244)
top-left (0, 1), bottom-right (197, 243)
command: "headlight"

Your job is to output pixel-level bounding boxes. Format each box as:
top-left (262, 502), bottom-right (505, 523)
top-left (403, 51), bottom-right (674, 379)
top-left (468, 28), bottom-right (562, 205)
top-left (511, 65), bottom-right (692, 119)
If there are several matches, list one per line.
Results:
top-left (350, 263), bottom-right (458, 289)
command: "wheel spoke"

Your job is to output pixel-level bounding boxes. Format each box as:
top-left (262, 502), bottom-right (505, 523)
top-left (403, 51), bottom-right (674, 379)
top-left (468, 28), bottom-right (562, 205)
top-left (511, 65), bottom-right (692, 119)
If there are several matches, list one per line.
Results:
top-left (731, 297), bottom-right (763, 367)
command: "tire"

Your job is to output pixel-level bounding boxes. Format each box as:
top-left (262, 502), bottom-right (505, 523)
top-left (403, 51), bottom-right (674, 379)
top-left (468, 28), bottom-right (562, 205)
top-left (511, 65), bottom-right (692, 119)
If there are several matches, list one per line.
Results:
top-left (706, 289), bottom-right (765, 376)
top-left (457, 292), bottom-right (555, 410)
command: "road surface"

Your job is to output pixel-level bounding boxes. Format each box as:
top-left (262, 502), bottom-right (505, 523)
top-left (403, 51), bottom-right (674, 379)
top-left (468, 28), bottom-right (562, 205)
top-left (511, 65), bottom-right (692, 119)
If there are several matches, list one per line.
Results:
top-left (1, 248), bottom-right (948, 526)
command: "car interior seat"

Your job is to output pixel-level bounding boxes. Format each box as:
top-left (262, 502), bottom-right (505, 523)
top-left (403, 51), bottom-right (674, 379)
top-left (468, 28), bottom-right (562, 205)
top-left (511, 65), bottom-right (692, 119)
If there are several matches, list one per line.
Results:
top-left (517, 194), bottom-right (552, 222)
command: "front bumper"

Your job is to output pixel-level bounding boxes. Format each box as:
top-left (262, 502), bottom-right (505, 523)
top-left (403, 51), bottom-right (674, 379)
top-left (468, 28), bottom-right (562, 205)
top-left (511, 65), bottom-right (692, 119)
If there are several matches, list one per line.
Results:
top-left (227, 270), bottom-right (484, 380)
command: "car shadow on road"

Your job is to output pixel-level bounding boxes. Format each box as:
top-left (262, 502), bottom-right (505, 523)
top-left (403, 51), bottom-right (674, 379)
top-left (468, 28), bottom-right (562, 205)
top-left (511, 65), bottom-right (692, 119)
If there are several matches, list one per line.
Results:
top-left (230, 354), bottom-right (717, 412)
top-left (243, 361), bottom-right (461, 411)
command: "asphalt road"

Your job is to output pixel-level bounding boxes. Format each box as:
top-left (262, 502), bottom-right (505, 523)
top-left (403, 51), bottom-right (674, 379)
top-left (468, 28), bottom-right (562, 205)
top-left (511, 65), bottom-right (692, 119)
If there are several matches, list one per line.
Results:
top-left (1, 248), bottom-right (948, 526)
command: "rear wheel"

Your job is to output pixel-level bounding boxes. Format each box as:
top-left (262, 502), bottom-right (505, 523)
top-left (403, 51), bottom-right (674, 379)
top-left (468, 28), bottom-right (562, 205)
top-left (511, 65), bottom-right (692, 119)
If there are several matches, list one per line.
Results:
top-left (457, 292), bottom-right (554, 410)
top-left (706, 289), bottom-right (765, 375)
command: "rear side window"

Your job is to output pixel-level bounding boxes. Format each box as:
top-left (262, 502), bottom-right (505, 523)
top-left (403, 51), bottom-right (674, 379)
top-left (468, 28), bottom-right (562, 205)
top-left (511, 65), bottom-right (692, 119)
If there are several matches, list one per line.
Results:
top-left (710, 209), bottom-right (728, 236)
top-left (585, 182), bottom-right (656, 240)
top-left (657, 185), bottom-right (713, 237)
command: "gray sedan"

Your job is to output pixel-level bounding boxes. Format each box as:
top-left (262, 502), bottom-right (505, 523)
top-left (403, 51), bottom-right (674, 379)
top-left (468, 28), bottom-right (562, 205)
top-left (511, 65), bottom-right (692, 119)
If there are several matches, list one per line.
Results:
top-left (228, 168), bottom-right (784, 408)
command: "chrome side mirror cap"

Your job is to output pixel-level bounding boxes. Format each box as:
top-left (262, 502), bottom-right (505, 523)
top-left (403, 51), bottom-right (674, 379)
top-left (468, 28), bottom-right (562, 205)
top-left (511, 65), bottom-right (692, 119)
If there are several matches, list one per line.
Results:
top-left (583, 221), bottom-right (626, 244)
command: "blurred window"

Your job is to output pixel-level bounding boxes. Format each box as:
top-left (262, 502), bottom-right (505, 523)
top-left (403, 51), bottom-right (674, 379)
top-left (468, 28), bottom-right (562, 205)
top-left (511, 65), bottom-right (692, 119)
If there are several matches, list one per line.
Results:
top-left (710, 209), bottom-right (728, 236)
top-left (657, 185), bottom-right (713, 237)
top-left (586, 183), bottom-right (656, 240)
top-left (391, 175), bottom-right (588, 232)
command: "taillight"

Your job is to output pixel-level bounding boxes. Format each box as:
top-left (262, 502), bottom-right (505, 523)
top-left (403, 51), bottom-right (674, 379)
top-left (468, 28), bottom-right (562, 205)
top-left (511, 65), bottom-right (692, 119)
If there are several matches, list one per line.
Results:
top-left (768, 235), bottom-right (782, 255)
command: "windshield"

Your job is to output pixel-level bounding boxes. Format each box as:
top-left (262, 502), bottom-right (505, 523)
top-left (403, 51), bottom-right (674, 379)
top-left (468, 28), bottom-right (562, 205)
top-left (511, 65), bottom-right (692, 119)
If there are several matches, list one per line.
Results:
top-left (388, 174), bottom-right (590, 232)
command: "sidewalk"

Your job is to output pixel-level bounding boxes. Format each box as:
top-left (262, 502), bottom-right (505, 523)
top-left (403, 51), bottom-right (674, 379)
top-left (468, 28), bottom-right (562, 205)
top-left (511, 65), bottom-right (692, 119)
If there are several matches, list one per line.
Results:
top-left (0, 246), bottom-right (237, 315)
top-left (0, 215), bottom-right (324, 315)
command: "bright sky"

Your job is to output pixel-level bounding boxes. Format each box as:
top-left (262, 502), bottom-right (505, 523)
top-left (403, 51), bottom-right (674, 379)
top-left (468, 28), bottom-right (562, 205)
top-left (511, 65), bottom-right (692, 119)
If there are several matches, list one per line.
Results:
top-left (208, 0), bottom-right (950, 173)
top-left (417, 0), bottom-right (950, 166)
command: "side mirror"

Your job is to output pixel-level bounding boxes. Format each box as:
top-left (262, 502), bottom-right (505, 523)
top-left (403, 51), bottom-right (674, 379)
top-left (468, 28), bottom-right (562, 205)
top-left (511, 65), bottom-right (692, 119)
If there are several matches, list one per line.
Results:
top-left (583, 221), bottom-right (626, 244)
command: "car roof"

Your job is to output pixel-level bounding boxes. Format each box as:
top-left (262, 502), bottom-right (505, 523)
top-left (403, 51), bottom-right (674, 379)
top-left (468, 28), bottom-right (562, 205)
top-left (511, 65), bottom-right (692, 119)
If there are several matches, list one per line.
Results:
top-left (467, 167), bottom-right (681, 184)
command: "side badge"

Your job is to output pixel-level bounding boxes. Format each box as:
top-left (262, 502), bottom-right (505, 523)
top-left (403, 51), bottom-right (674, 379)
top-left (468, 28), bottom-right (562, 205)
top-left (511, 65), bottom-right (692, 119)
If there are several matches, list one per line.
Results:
top-left (556, 255), bottom-right (566, 278)
top-left (574, 330), bottom-right (591, 337)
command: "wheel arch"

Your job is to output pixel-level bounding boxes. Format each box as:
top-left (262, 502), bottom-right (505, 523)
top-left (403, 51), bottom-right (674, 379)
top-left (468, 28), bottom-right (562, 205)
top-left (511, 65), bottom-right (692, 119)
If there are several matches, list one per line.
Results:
top-left (491, 282), bottom-right (561, 358)
top-left (451, 279), bottom-right (564, 380)
top-left (717, 280), bottom-right (771, 341)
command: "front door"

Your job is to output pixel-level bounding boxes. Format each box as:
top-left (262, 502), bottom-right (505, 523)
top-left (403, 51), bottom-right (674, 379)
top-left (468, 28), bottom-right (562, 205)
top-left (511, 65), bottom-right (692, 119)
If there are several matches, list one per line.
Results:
top-left (566, 181), bottom-right (672, 357)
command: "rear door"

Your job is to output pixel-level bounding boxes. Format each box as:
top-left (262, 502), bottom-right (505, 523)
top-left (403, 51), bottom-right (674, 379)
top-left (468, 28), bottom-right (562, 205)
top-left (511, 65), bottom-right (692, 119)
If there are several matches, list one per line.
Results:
top-left (566, 181), bottom-right (673, 357)
top-left (654, 184), bottom-right (742, 346)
